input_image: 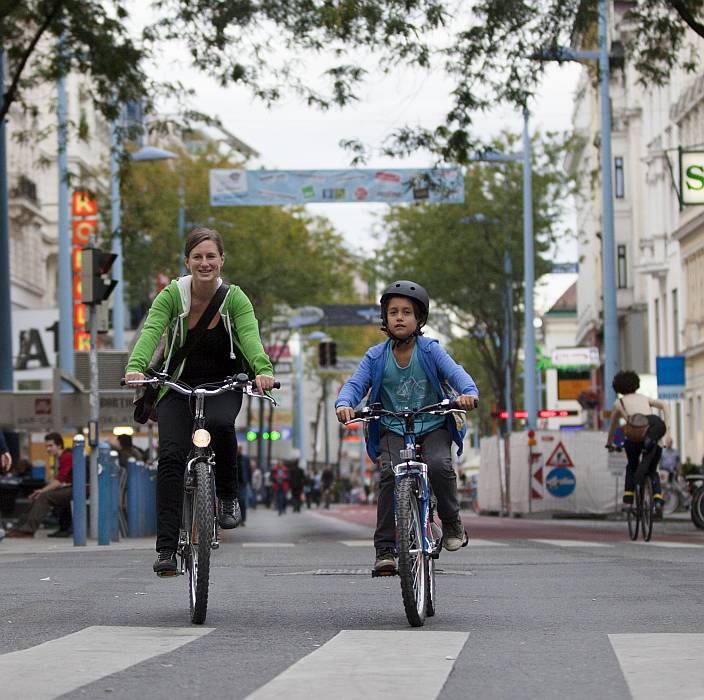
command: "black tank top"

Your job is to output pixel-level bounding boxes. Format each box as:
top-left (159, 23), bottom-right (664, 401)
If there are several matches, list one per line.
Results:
top-left (179, 319), bottom-right (239, 386)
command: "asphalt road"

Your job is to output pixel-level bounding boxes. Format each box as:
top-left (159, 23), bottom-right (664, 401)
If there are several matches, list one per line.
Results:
top-left (1, 506), bottom-right (704, 700)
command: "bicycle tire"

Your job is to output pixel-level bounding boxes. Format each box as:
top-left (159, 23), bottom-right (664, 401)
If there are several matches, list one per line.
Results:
top-left (641, 479), bottom-right (654, 542)
top-left (627, 486), bottom-right (639, 541)
top-left (188, 461), bottom-right (214, 624)
top-left (661, 485), bottom-right (680, 516)
top-left (426, 556), bottom-right (436, 617)
top-left (691, 485), bottom-right (704, 530)
top-left (396, 477), bottom-right (427, 627)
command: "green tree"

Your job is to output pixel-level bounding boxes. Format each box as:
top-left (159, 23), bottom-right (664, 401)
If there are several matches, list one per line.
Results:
top-left (375, 131), bottom-right (575, 414)
top-left (3, 2), bottom-right (702, 159)
top-left (116, 144), bottom-right (355, 326)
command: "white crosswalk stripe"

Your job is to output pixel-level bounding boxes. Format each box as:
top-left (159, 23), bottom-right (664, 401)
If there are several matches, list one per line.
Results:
top-left (609, 633), bottom-right (704, 699)
top-left (0, 626), bottom-right (213, 700)
top-left (245, 630), bottom-right (468, 700)
top-left (241, 542), bottom-right (296, 547)
top-left (469, 538), bottom-right (509, 547)
top-left (531, 539), bottom-right (613, 548)
top-left (629, 541), bottom-right (704, 548)
top-left (339, 540), bottom-right (374, 547)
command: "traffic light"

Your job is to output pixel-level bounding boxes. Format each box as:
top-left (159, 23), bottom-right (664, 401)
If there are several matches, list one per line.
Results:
top-left (81, 247), bottom-right (118, 304)
top-left (318, 340), bottom-right (337, 367)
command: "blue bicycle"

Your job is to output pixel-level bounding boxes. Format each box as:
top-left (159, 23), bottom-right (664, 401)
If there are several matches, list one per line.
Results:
top-left (346, 398), bottom-right (472, 627)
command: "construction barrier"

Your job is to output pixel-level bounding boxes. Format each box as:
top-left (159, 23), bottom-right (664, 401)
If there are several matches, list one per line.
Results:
top-left (479, 430), bottom-right (624, 515)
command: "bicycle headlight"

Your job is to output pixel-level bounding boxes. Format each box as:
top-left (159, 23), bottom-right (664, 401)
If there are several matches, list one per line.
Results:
top-left (192, 429), bottom-right (211, 448)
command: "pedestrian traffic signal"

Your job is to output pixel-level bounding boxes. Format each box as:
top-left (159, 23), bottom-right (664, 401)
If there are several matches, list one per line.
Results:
top-left (318, 340), bottom-right (337, 367)
top-left (245, 430), bottom-right (281, 442)
top-left (81, 247), bottom-right (118, 304)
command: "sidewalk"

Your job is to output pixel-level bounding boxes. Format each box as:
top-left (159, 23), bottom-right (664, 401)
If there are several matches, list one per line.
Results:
top-left (0, 527), bottom-right (155, 555)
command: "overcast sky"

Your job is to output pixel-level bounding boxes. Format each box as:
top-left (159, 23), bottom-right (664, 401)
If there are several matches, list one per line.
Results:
top-left (130, 7), bottom-right (581, 261)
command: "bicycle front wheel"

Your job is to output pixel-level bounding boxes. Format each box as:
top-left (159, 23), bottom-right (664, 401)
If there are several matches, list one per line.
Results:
top-left (691, 486), bottom-right (704, 530)
top-left (641, 480), bottom-right (654, 542)
top-left (188, 461), bottom-right (214, 624)
top-left (627, 488), bottom-right (639, 541)
top-left (396, 478), bottom-right (427, 627)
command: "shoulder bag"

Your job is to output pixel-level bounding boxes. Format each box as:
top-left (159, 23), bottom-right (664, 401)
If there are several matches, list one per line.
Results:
top-left (619, 398), bottom-right (649, 442)
top-left (133, 284), bottom-right (229, 424)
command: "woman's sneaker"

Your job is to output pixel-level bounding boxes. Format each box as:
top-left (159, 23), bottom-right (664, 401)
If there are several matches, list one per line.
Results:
top-left (218, 499), bottom-right (242, 529)
top-left (153, 549), bottom-right (178, 576)
top-left (442, 519), bottom-right (468, 551)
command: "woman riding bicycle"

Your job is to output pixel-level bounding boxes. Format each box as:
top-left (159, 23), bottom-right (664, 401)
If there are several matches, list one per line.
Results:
top-left (606, 370), bottom-right (669, 514)
top-left (335, 280), bottom-right (478, 574)
top-left (125, 227), bottom-right (275, 575)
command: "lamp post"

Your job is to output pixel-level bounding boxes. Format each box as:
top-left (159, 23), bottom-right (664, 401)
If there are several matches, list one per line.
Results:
top-left (0, 44), bottom-right (12, 390)
top-left (531, 0), bottom-right (618, 408)
top-left (111, 141), bottom-right (177, 349)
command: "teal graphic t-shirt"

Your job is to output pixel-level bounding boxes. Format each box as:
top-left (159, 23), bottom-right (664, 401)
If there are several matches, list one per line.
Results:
top-left (379, 344), bottom-right (445, 436)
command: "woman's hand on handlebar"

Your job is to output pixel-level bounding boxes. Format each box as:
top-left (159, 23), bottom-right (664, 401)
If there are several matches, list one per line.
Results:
top-left (124, 371), bottom-right (146, 385)
top-left (336, 406), bottom-right (356, 423)
top-left (455, 394), bottom-right (479, 411)
top-left (255, 374), bottom-right (275, 393)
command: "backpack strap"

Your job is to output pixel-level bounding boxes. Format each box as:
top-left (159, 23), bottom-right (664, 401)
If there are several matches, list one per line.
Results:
top-left (166, 283), bottom-right (229, 376)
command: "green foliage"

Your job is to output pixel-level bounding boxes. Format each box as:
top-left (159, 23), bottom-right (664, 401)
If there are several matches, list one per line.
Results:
top-left (117, 145), bottom-right (355, 326)
top-left (375, 130), bottom-right (576, 412)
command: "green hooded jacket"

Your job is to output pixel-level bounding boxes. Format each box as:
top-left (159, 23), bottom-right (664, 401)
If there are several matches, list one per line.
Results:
top-left (126, 276), bottom-right (273, 400)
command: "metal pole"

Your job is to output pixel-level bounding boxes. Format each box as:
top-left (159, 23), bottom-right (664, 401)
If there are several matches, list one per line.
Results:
top-left (0, 44), bottom-right (13, 390)
top-left (293, 333), bottom-right (307, 466)
top-left (71, 434), bottom-right (87, 546)
top-left (599, 0), bottom-right (618, 408)
top-left (522, 107), bottom-right (536, 429)
top-left (57, 49), bottom-right (73, 383)
top-left (110, 113), bottom-right (124, 349)
top-left (178, 184), bottom-right (186, 275)
top-left (504, 249), bottom-right (513, 434)
top-left (88, 300), bottom-right (99, 538)
top-left (97, 442), bottom-right (111, 545)
top-left (323, 376), bottom-right (330, 469)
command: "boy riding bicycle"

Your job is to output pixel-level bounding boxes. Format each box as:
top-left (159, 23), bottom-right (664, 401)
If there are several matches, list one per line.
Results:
top-left (335, 280), bottom-right (478, 574)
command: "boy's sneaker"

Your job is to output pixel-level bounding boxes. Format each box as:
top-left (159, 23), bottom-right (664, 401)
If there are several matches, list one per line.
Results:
top-left (442, 519), bottom-right (468, 551)
top-left (374, 548), bottom-right (397, 573)
top-left (153, 549), bottom-right (178, 576)
top-left (218, 499), bottom-right (242, 529)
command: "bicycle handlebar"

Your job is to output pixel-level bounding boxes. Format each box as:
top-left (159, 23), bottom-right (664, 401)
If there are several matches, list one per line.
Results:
top-left (121, 372), bottom-right (280, 404)
top-left (343, 398), bottom-right (477, 425)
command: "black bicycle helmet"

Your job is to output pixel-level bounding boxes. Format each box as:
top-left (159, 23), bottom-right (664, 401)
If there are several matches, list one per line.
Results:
top-left (379, 280), bottom-right (430, 343)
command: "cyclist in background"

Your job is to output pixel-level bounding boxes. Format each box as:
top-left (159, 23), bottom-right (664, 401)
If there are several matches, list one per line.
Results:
top-left (335, 280), bottom-right (478, 574)
top-left (125, 227), bottom-right (274, 575)
top-left (606, 370), bottom-right (669, 514)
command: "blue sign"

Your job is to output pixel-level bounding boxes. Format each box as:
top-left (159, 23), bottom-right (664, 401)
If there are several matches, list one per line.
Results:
top-left (209, 168), bottom-right (464, 206)
top-left (545, 467), bottom-right (576, 498)
top-left (656, 356), bottom-right (685, 400)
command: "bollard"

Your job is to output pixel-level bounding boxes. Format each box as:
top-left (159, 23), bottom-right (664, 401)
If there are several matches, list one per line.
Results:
top-left (109, 450), bottom-right (120, 542)
top-left (138, 461), bottom-right (147, 536)
top-left (145, 462), bottom-right (158, 535)
top-left (97, 442), bottom-right (111, 545)
top-left (72, 436), bottom-right (87, 546)
top-left (127, 457), bottom-right (139, 537)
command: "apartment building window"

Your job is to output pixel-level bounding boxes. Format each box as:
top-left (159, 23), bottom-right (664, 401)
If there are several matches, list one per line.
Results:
top-left (672, 288), bottom-right (679, 354)
top-left (655, 298), bottom-right (661, 356)
top-left (614, 156), bottom-right (625, 198)
top-left (617, 245), bottom-right (628, 288)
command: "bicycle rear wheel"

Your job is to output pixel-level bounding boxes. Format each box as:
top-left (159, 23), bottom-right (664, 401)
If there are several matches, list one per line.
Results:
top-left (627, 487), bottom-right (639, 541)
top-left (641, 479), bottom-right (654, 542)
top-left (396, 477), bottom-right (427, 627)
top-left (691, 486), bottom-right (704, 530)
top-left (188, 461), bottom-right (214, 624)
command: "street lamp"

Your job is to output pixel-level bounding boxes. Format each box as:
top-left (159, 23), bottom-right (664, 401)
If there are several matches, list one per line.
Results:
top-left (110, 124), bottom-right (177, 350)
top-left (530, 0), bottom-right (618, 408)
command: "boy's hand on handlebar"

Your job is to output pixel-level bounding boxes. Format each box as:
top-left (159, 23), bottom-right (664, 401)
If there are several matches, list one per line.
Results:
top-left (456, 395), bottom-right (479, 411)
top-left (255, 375), bottom-right (275, 393)
top-left (125, 372), bottom-right (145, 385)
top-left (336, 406), bottom-right (355, 423)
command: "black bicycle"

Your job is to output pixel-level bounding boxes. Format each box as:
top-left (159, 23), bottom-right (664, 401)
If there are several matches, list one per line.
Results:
top-left (123, 372), bottom-right (278, 624)
top-left (607, 444), bottom-right (654, 542)
top-left (346, 398), bottom-right (473, 627)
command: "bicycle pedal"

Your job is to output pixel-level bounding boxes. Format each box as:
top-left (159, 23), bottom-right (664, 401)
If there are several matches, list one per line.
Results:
top-left (371, 568), bottom-right (398, 578)
top-left (156, 570), bottom-right (180, 578)
top-left (211, 541), bottom-right (220, 549)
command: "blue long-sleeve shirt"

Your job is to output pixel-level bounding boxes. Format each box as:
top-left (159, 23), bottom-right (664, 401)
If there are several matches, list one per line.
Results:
top-left (335, 336), bottom-right (478, 460)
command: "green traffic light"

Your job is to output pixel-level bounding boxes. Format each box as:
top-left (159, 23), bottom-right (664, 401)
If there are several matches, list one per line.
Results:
top-left (270, 430), bottom-right (281, 441)
top-left (246, 430), bottom-right (257, 442)
top-left (263, 432), bottom-right (270, 440)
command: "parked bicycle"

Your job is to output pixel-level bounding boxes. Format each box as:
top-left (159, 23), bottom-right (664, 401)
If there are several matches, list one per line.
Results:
top-left (345, 398), bottom-right (473, 627)
top-left (123, 371), bottom-right (278, 624)
top-left (660, 473), bottom-right (692, 515)
top-left (687, 474), bottom-right (704, 530)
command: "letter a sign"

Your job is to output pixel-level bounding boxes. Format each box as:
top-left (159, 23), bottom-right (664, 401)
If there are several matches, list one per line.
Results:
top-left (545, 441), bottom-right (574, 469)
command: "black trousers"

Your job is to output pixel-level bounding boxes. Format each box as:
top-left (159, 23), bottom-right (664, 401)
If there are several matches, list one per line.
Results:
top-left (375, 428), bottom-right (460, 551)
top-left (156, 389), bottom-right (242, 551)
top-left (624, 439), bottom-right (662, 500)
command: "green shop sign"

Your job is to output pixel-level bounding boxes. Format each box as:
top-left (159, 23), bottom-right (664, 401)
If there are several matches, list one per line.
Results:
top-left (681, 150), bottom-right (704, 206)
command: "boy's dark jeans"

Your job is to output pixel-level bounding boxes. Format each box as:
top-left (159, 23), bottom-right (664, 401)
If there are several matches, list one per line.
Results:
top-left (155, 389), bottom-right (242, 551)
top-left (375, 427), bottom-right (460, 552)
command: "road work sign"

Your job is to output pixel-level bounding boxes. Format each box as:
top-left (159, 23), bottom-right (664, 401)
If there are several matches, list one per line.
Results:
top-left (546, 441), bottom-right (574, 469)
